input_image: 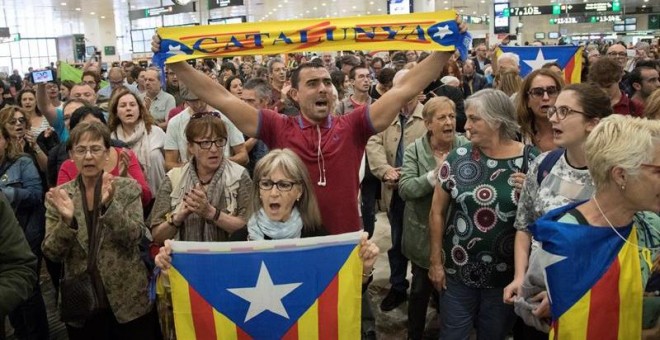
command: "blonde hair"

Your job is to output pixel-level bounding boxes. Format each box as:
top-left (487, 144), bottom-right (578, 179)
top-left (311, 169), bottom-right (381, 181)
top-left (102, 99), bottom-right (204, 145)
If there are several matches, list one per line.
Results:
top-left (495, 69), bottom-right (523, 97)
top-left (250, 149), bottom-right (323, 234)
top-left (422, 96), bottom-right (455, 123)
top-left (644, 90), bottom-right (660, 120)
top-left (585, 115), bottom-right (660, 188)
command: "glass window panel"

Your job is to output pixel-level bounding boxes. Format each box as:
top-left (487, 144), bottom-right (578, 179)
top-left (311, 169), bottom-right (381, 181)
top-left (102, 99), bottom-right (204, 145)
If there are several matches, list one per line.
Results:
top-left (20, 40), bottom-right (30, 57)
top-left (29, 40), bottom-right (40, 56)
top-left (0, 43), bottom-right (10, 57)
top-left (10, 42), bottom-right (20, 56)
top-left (47, 39), bottom-right (57, 56)
top-left (40, 57), bottom-right (50, 69)
top-left (131, 30), bottom-right (143, 41)
top-left (38, 40), bottom-right (48, 56)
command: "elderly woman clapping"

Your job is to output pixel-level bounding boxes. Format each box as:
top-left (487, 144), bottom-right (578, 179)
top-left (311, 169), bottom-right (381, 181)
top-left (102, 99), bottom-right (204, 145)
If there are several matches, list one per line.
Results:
top-left (42, 121), bottom-right (157, 338)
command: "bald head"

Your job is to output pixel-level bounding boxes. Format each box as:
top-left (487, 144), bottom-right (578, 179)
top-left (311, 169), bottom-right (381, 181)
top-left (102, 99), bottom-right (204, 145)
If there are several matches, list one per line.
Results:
top-left (392, 69), bottom-right (409, 87)
top-left (107, 67), bottom-right (125, 90)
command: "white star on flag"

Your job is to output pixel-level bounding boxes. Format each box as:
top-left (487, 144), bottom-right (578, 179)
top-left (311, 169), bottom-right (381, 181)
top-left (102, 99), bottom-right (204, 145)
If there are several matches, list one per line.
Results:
top-left (432, 25), bottom-right (453, 39)
top-left (537, 245), bottom-right (567, 306)
top-left (523, 49), bottom-right (557, 71)
top-left (227, 262), bottom-right (302, 323)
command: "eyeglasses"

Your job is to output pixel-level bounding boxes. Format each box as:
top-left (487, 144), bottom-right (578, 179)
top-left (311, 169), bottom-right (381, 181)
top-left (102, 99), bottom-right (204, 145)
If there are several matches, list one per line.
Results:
top-left (191, 111), bottom-right (222, 120)
top-left (546, 105), bottom-right (589, 120)
top-left (8, 117), bottom-right (26, 125)
top-left (528, 86), bottom-right (559, 99)
top-left (258, 179), bottom-right (299, 192)
top-left (72, 146), bottom-right (106, 157)
top-left (606, 52), bottom-right (627, 58)
top-left (641, 163), bottom-right (660, 170)
top-left (192, 138), bottom-right (227, 150)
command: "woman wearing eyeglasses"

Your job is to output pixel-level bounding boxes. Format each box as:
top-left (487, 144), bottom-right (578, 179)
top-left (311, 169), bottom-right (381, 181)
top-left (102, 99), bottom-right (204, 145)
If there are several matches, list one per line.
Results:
top-left (153, 149), bottom-right (380, 338)
top-left (527, 115), bottom-right (660, 339)
top-left (505, 83), bottom-right (613, 336)
top-left (150, 112), bottom-right (250, 244)
top-left (57, 106), bottom-right (153, 207)
top-left (0, 106), bottom-right (48, 172)
top-left (42, 121), bottom-right (158, 339)
top-left (149, 113), bottom-right (251, 339)
top-left (515, 69), bottom-right (564, 153)
top-left (108, 87), bottom-right (166, 196)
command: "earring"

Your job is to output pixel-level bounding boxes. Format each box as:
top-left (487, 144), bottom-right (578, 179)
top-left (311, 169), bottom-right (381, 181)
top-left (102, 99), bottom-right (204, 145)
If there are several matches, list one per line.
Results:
top-left (621, 183), bottom-right (626, 191)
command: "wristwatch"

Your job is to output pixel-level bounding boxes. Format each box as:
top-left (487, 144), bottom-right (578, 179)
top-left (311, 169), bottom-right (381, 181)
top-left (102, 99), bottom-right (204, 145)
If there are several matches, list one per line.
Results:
top-left (166, 212), bottom-right (182, 228)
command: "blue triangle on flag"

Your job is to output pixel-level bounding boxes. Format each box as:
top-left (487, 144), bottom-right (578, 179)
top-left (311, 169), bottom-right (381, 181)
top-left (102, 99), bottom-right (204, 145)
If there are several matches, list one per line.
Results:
top-left (172, 242), bottom-right (357, 338)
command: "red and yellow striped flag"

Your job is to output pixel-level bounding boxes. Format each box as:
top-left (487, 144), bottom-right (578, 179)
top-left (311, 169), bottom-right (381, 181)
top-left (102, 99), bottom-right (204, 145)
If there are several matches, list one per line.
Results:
top-left (167, 232), bottom-right (363, 339)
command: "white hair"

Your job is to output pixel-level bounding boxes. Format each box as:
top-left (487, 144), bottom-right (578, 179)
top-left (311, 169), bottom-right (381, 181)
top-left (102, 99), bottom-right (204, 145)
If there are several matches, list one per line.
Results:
top-left (498, 52), bottom-right (520, 67)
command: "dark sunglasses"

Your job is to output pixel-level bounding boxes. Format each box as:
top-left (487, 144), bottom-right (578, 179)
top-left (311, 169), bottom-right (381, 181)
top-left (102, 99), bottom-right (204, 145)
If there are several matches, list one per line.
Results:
top-left (528, 86), bottom-right (560, 99)
top-left (8, 117), bottom-right (26, 125)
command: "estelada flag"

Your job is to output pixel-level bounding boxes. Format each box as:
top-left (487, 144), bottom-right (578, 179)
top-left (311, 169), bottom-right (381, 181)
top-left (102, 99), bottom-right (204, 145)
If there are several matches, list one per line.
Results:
top-left (168, 232), bottom-right (362, 339)
top-left (496, 46), bottom-right (584, 84)
top-left (530, 202), bottom-right (643, 340)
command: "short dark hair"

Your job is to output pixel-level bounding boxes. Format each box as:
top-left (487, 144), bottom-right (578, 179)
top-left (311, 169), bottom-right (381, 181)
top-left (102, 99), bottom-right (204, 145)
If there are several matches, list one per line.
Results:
top-left (290, 59), bottom-right (325, 89)
top-left (371, 57), bottom-right (384, 67)
top-left (629, 66), bottom-right (656, 88)
top-left (348, 64), bottom-right (369, 80)
top-left (220, 62), bottom-right (237, 75)
top-left (130, 66), bottom-right (144, 81)
top-left (589, 57), bottom-right (623, 86)
top-left (223, 75), bottom-right (243, 91)
top-left (376, 68), bottom-right (396, 85)
top-left (69, 106), bottom-right (106, 133)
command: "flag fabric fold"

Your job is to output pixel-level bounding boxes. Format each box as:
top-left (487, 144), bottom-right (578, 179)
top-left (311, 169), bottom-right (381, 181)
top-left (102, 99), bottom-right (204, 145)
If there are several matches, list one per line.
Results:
top-left (168, 232), bottom-right (363, 339)
top-left (530, 202), bottom-right (643, 340)
top-left (496, 46), bottom-right (583, 84)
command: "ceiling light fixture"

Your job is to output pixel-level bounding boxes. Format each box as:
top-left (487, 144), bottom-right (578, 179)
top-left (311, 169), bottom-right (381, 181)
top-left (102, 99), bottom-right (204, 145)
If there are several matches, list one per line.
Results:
top-left (60, 2), bottom-right (66, 5)
top-left (75, 7), bottom-right (81, 10)
top-left (90, 11), bottom-right (95, 15)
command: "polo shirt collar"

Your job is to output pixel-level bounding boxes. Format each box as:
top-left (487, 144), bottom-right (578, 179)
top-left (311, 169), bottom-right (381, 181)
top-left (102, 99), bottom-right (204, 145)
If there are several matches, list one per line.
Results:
top-left (297, 113), bottom-right (333, 130)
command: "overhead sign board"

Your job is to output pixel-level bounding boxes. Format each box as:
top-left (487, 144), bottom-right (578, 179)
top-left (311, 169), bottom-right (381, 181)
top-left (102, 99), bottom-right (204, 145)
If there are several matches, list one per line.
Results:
top-left (129, 2), bottom-right (196, 20)
top-left (208, 0), bottom-right (244, 10)
top-left (506, 2), bottom-right (620, 17)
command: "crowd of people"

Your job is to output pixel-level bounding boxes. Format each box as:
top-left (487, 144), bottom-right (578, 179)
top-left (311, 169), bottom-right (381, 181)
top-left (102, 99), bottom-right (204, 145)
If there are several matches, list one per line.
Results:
top-left (1, 20), bottom-right (660, 340)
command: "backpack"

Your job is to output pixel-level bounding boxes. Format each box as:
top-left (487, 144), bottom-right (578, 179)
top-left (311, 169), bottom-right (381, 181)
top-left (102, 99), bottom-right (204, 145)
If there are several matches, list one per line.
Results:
top-left (536, 148), bottom-right (565, 186)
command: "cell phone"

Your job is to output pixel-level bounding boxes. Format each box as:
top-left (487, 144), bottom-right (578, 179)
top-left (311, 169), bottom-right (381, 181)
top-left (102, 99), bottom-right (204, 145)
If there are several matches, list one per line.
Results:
top-left (31, 69), bottom-right (54, 84)
top-left (626, 49), bottom-right (636, 58)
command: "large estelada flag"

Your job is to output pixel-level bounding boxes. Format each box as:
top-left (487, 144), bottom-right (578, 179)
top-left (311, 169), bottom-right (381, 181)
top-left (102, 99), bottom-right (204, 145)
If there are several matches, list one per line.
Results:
top-left (496, 46), bottom-right (583, 84)
top-left (168, 232), bottom-right (363, 339)
top-left (530, 202), bottom-right (643, 339)
top-left (153, 11), bottom-right (471, 66)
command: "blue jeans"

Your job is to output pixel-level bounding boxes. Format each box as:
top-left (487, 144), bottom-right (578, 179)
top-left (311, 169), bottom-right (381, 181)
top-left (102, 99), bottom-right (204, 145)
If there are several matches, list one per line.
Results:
top-left (439, 276), bottom-right (516, 340)
top-left (387, 191), bottom-right (409, 292)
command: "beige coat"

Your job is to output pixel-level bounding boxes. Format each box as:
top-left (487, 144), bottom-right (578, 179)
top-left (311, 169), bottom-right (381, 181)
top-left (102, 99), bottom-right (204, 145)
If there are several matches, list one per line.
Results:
top-left (366, 102), bottom-right (427, 209)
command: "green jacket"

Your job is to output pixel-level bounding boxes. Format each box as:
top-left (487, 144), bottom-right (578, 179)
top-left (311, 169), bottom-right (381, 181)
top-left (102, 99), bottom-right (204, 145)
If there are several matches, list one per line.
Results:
top-left (0, 192), bottom-right (37, 317)
top-left (398, 134), bottom-right (469, 269)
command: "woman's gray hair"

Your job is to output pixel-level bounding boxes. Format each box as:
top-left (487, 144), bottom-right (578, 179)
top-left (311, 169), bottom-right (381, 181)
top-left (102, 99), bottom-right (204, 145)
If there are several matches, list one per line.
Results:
top-left (585, 115), bottom-right (660, 189)
top-left (465, 89), bottom-right (519, 140)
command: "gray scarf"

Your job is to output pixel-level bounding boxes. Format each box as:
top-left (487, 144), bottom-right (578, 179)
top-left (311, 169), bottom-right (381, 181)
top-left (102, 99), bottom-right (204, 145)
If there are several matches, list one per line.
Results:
top-left (178, 159), bottom-right (228, 241)
top-left (247, 207), bottom-right (302, 240)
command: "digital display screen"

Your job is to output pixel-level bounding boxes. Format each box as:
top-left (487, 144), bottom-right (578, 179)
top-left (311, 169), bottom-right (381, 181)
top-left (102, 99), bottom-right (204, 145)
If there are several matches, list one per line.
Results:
top-left (534, 32), bottom-right (545, 39)
top-left (548, 32), bottom-right (560, 39)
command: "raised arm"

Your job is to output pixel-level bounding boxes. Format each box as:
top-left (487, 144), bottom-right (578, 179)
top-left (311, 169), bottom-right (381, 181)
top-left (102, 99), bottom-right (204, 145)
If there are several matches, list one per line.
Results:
top-left (167, 61), bottom-right (259, 137)
top-left (36, 83), bottom-right (58, 126)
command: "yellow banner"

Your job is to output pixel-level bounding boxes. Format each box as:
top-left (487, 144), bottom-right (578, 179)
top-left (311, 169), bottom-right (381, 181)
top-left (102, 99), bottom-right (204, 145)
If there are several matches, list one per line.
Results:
top-left (154, 11), bottom-right (470, 65)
